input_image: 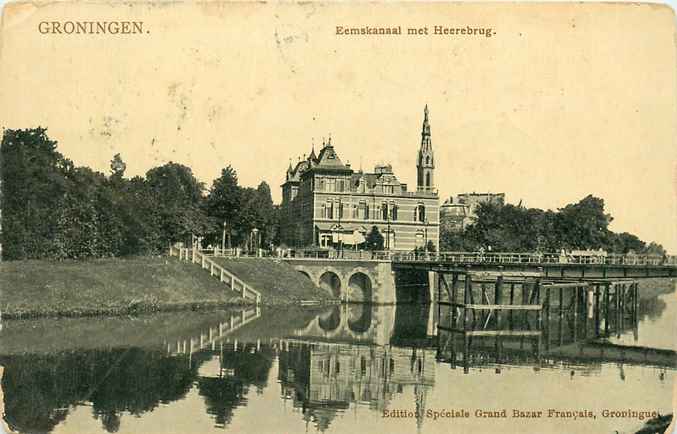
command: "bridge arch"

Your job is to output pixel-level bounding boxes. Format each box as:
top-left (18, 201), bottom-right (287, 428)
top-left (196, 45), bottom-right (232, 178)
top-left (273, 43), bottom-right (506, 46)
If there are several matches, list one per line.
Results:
top-left (319, 269), bottom-right (343, 298)
top-left (347, 271), bottom-right (373, 303)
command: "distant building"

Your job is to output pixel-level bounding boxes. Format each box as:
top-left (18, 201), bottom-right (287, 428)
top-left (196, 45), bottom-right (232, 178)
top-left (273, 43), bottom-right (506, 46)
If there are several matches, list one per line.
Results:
top-left (440, 192), bottom-right (505, 232)
top-left (279, 106), bottom-right (440, 251)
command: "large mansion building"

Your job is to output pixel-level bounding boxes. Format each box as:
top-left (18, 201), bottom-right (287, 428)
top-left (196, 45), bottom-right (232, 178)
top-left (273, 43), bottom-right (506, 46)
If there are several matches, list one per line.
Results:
top-left (279, 106), bottom-right (440, 251)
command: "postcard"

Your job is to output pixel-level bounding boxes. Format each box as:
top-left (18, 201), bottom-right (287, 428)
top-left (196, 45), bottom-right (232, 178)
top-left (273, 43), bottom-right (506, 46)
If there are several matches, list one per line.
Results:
top-left (0, 1), bottom-right (675, 433)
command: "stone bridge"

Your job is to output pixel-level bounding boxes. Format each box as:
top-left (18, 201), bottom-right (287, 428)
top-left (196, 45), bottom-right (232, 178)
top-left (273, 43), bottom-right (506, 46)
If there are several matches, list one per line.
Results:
top-left (283, 258), bottom-right (434, 304)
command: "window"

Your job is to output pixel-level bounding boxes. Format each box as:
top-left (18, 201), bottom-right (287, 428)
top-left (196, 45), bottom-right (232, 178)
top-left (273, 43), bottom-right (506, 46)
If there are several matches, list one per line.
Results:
top-left (359, 202), bottom-right (369, 220)
top-left (352, 204), bottom-right (358, 219)
top-left (390, 204), bottom-right (398, 221)
top-left (326, 202), bottom-right (334, 219)
top-left (415, 204), bottom-right (426, 222)
top-left (338, 202), bottom-right (344, 219)
top-left (337, 179), bottom-right (344, 192)
top-left (318, 178), bottom-right (325, 191)
top-left (328, 179), bottom-right (336, 192)
top-left (384, 185), bottom-right (393, 194)
top-left (381, 203), bottom-right (388, 220)
top-left (426, 172), bottom-right (431, 187)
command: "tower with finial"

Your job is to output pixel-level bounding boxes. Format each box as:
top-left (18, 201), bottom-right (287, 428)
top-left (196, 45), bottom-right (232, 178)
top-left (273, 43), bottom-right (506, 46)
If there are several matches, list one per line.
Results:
top-left (417, 105), bottom-right (435, 192)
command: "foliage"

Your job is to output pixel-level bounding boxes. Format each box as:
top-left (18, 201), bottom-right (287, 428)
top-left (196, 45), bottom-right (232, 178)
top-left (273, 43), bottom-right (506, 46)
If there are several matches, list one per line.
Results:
top-left (0, 129), bottom-right (282, 259)
top-left (440, 194), bottom-right (666, 254)
top-left (364, 226), bottom-right (384, 251)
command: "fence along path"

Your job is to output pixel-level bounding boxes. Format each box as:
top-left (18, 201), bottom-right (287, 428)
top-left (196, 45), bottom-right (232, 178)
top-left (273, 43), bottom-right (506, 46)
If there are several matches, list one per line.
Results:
top-left (169, 246), bottom-right (261, 304)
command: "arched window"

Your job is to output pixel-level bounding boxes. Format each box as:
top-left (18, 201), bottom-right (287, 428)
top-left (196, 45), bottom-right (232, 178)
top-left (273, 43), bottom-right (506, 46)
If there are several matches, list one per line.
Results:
top-left (391, 204), bottom-right (398, 221)
top-left (426, 172), bottom-right (431, 188)
top-left (381, 203), bottom-right (388, 220)
top-left (415, 204), bottom-right (426, 222)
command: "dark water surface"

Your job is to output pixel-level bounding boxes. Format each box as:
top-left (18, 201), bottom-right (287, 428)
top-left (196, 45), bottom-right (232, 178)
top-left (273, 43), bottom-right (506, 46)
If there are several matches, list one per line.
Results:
top-left (0, 283), bottom-right (674, 434)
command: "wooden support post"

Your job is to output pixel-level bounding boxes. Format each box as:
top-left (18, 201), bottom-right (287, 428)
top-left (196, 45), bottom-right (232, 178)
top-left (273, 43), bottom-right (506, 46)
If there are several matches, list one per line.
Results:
top-left (573, 287), bottom-right (579, 340)
top-left (437, 272), bottom-right (442, 328)
top-left (583, 286), bottom-right (588, 338)
top-left (451, 272), bottom-right (459, 306)
top-left (604, 284), bottom-right (610, 335)
top-left (594, 286), bottom-right (600, 337)
top-left (558, 287), bottom-right (564, 318)
top-left (463, 333), bottom-right (470, 374)
top-left (464, 270), bottom-right (471, 331)
top-left (495, 272), bottom-right (503, 328)
top-left (231, 275), bottom-right (235, 291)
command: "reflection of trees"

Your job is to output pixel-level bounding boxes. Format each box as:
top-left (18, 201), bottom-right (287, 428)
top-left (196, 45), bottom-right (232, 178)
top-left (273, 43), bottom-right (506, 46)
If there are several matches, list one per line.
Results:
top-left (196, 348), bottom-right (273, 428)
top-left (638, 297), bottom-right (667, 322)
top-left (0, 349), bottom-right (205, 434)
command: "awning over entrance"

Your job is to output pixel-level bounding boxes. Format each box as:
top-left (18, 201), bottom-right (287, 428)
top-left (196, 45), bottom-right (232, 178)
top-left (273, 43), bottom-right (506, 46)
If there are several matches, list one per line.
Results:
top-left (330, 230), bottom-right (365, 245)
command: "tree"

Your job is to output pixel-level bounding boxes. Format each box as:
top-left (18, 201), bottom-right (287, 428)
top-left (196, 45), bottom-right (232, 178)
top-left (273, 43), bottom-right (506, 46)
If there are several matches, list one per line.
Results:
top-left (364, 226), bottom-right (384, 251)
top-left (556, 195), bottom-right (612, 250)
top-left (110, 153), bottom-right (126, 180)
top-left (643, 242), bottom-right (666, 256)
top-left (145, 162), bottom-right (209, 246)
top-left (609, 232), bottom-right (645, 254)
top-left (206, 166), bottom-right (241, 247)
top-left (0, 128), bottom-right (69, 259)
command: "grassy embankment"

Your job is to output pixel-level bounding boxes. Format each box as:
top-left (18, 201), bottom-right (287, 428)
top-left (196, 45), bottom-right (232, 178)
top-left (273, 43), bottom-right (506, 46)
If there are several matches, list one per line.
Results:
top-left (210, 257), bottom-right (335, 305)
top-left (0, 257), bottom-right (252, 319)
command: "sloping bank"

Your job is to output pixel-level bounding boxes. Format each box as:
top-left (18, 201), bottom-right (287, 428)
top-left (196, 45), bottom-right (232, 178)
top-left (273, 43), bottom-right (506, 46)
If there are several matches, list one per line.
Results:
top-left (0, 257), bottom-right (253, 319)
top-left (209, 257), bottom-right (335, 305)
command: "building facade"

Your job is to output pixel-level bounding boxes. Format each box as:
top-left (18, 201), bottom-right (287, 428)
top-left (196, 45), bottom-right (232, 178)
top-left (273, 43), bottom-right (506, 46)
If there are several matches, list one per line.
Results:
top-left (280, 106), bottom-right (439, 251)
top-left (440, 192), bottom-right (505, 232)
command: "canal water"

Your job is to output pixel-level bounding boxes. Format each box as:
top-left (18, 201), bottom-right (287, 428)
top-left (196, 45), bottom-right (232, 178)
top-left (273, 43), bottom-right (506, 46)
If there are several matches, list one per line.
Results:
top-left (0, 282), bottom-right (674, 434)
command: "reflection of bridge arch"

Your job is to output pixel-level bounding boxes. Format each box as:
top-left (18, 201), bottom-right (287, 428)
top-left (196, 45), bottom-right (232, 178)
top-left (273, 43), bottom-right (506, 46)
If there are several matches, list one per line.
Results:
top-left (347, 271), bottom-right (373, 303)
top-left (318, 268), bottom-right (343, 298)
top-left (294, 305), bottom-right (377, 340)
top-left (318, 306), bottom-right (342, 332)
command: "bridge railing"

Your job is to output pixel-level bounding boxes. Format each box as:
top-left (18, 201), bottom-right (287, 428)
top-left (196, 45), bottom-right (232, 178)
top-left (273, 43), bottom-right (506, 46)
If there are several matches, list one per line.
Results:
top-left (393, 251), bottom-right (677, 266)
top-left (191, 246), bottom-right (676, 266)
top-left (169, 246), bottom-right (261, 303)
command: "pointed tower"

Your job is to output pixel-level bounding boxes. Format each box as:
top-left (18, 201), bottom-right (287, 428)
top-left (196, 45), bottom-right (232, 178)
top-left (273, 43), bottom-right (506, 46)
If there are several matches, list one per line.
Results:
top-left (417, 105), bottom-right (435, 192)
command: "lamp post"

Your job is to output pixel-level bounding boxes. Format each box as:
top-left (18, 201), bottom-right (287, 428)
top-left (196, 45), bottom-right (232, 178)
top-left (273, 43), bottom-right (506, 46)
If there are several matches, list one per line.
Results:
top-left (222, 220), bottom-right (227, 252)
top-left (386, 202), bottom-right (391, 251)
top-left (251, 228), bottom-right (259, 254)
top-left (424, 218), bottom-right (429, 252)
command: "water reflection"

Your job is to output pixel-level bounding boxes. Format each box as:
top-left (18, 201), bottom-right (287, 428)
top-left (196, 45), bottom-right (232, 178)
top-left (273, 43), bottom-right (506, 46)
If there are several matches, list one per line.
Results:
top-left (0, 285), bottom-right (674, 434)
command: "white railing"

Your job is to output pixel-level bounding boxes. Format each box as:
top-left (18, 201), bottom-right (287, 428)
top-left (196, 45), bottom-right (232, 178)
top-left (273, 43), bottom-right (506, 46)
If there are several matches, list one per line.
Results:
top-left (169, 246), bottom-right (261, 304)
top-left (267, 247), bottom-right (676, 266)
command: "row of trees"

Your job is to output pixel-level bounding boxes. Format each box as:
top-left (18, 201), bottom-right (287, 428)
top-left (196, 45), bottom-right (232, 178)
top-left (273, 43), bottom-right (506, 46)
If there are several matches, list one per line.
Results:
top-left (440, 195), bottom-right (666, 255)
top-left (0, 128), bottom-right (279, 260)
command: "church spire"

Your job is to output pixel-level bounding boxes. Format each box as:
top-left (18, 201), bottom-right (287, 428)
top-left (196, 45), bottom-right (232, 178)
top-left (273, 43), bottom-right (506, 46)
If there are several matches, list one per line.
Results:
top-left (421, 104), bottom-right (431, 151)
top-left (417, 105), bottom-right (435, 193)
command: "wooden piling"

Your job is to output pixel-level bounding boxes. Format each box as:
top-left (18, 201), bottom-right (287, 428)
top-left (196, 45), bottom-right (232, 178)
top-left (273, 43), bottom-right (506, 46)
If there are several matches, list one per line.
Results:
top-left (495, 272), bottom-right (503, 328)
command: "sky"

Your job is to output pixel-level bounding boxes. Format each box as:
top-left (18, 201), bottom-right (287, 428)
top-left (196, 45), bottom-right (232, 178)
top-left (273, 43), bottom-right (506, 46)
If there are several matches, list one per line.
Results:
top-left (0, 1), bottom-right (676, 252)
